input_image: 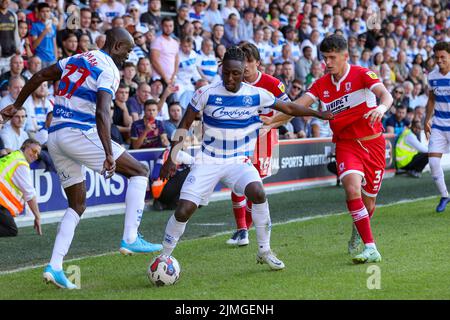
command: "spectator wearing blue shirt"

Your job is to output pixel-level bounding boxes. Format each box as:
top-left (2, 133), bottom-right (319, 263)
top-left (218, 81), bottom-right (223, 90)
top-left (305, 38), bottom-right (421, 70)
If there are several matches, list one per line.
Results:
top-left (30, 3), bottom-right (57, 69)
top-left (203, 0), bottom-right (224, 33)
top-left (385, 105), bottom-right (410, 137)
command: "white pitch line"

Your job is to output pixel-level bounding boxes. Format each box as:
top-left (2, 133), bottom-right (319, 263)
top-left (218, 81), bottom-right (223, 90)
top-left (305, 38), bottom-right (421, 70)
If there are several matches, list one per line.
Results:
top-left (0, 195), bottom-right (437, 276)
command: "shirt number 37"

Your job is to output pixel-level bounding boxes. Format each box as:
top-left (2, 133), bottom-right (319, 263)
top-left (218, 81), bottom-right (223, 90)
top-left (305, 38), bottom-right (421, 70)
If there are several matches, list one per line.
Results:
top-left (57, 64), bottom-right (91, 99)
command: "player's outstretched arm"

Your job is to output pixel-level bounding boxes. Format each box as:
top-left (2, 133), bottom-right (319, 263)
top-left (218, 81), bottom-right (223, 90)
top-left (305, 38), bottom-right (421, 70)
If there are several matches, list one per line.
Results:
top-left (160, 107), bottom-right (198, 180)
top-left (96, 90), bottom-right (115, 179)
top-left (262, 94), bottom-right (325, 128)
top-left (424, 90), bottom-right (435, 140)
top-left (364, 84), bottom-right (394, 127)
top-left (0, 64), bottom-right (62, 123)
top-left (272, 94), bottom-right (333, 120)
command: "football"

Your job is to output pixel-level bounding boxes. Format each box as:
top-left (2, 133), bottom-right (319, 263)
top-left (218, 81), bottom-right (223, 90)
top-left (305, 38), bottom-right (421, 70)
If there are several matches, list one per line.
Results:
top-left (147, 255), bottom-right (181, 286)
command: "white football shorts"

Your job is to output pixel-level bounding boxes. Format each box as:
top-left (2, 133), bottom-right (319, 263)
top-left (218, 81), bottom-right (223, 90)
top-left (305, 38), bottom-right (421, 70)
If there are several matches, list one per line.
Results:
top-left (180, 161), bottom-right (262, 206)
top-left (47, 127), bottom-right (125, 188)
top-left (428, 128), bottom-right (450, 154)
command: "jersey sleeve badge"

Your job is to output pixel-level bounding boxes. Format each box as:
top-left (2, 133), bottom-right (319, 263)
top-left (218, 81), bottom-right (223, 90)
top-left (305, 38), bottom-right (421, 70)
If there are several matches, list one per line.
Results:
top-left (277, 82), bottom-right (286, 93)
top-left (366, 71), bottom-right (379, 79)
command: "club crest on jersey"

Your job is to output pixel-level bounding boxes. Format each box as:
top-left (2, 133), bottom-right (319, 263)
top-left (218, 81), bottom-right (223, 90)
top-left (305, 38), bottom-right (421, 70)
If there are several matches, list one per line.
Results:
top-left (366, 71), bottom-right (378, 80)
top-left (243, 95), bottom-right (253, 106)
top-left (277, 82), bottom-right (285, 93)
top-left (345, 82), bottom-right (352, 92)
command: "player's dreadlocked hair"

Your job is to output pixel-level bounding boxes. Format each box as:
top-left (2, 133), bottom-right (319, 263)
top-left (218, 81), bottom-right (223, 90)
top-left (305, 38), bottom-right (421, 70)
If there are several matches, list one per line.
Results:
top-left (223, 46), bottom-right (246, 63)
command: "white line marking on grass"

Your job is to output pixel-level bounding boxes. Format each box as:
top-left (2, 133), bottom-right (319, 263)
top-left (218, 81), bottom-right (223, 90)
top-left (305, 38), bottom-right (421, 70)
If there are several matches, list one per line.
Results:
top-left (0, 195), bottom-right (437, 276)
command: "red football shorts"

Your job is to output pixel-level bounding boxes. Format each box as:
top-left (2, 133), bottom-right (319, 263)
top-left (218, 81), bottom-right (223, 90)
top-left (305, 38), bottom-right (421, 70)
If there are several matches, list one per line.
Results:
top-left (253, 128), bottom-right (279, 178)
top-left (335, 134), bottom-right (386, 197)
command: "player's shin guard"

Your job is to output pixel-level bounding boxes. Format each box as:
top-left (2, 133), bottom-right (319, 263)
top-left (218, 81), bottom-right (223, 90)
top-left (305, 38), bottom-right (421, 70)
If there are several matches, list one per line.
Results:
top-left (123, 176), bottom-right (147, 244)
top-left (251, 200), bottom-right (271, 253)
top-left (49, 208), bottom-right (80, 271)
top-left (231, 192), bottom-right (247, 230)
top-left (162, 214), bottom-right (187, 256)
top-left (347, 198), bottom-right (375, 246)
top-left (429, 157), bottom-right (449, 198)
top-left (245, 201), bottom-right (253, 229)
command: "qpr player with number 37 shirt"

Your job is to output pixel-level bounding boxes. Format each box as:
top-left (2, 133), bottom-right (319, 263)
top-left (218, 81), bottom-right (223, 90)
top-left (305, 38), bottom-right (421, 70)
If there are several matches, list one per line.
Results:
top-left (266, 34), bottom-right (393, 264)
top-left (0, 28), bottom-right (163, 290)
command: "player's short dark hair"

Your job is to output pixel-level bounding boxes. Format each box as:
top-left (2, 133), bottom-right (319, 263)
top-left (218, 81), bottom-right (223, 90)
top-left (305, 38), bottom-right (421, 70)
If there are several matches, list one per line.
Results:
top-left (320, 34), bottom-right (348, 53)
top-left (239, 42), bottom-right (261, 62)
top-left (144, 99), bottom-right (158, 107)
top-left (223, 46), bottom-right (245, 63)
top-left (20, 138), bottom-right (41, 151)
top-left (434, 42), bottom-right (450, 54)
top-left (396, 104), bottom-right (407, 110)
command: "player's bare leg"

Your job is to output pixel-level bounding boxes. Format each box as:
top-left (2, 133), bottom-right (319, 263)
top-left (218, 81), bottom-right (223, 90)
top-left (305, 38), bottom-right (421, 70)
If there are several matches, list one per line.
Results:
top-left (115, 152), bottom-right (162, 254)
top-left (342, 173), bottom-right (381, 264)
top-left (429, 153), bottom-right (450, 212)
top-left (245, 182), bottom-right (284, 270)
top-left (44, 182), bottom-right (86, 289)
top-left (161, 200), bottom-right (197, 256)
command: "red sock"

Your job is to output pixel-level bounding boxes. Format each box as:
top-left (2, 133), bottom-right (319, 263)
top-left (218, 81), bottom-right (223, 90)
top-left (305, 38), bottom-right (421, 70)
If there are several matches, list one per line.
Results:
top-left (245, 200), bottom-right (253, 229)
top-left (347, 198), bottom-right (374, 244)
top-left (231, 192), bottom-right (247, 230)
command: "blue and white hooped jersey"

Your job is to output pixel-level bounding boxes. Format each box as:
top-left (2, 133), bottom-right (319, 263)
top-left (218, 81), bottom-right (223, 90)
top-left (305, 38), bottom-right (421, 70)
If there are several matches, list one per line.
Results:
top-left (189, 81), bottom-right (276, 163)
top-left (429, 69), bottom-right (450, 131)
top-left (178, 50), bottom-right (201, 85)
top-left (196, 51), bottom-right (218, 83)
top-left (50, 50), bottom-right (120, 133)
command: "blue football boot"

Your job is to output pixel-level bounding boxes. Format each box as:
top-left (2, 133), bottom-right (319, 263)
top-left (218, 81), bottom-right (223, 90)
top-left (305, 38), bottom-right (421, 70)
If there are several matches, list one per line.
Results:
top-left (43, 265), bottom-right (77, 289)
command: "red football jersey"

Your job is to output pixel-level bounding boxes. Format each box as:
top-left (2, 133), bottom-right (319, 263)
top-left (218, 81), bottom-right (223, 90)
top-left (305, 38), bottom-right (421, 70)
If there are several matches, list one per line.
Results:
top-left (248, 71), bottom-right (290, 177)
top-left (306, 64), bottom-right (383, 142)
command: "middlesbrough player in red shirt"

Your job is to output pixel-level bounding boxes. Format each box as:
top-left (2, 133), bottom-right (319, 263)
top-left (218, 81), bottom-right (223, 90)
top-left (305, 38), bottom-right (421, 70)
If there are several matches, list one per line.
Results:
top-left (226, 42), bottom-right (291, 247)
top-left (266, 35), bottom-right (393, 263)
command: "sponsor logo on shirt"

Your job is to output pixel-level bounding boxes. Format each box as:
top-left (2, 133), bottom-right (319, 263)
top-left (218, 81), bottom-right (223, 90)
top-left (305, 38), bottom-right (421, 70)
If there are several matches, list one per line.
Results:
top-left (325, 94), bottom-right (351, 115)
top-left (211, 107), bottom-right (252, 118)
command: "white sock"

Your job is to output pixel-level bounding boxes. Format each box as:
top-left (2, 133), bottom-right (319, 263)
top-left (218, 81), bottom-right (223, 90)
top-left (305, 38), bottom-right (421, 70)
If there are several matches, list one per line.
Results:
top-left (251, 200), bottom-right (271, 254)
top-left (49, 208), bottom-right (80, 271)
top-left (365, 243), bottom-right (376, 249)
top-left (429, 157), bottom-right (448, 198)
top-left (123, 176), bottom-right (147, 244)
top-left (162, 214), bottom-right (187, 256)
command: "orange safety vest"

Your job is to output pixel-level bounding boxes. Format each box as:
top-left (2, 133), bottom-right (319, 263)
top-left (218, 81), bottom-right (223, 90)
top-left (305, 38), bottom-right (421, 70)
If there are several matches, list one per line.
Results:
top-left (151, 150), bottom-right (170, 199)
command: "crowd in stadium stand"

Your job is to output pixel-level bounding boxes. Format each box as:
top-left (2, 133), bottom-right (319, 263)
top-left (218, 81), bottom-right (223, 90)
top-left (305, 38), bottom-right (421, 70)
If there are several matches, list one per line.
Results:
top-left (0, 0), bottom-right (448, 156)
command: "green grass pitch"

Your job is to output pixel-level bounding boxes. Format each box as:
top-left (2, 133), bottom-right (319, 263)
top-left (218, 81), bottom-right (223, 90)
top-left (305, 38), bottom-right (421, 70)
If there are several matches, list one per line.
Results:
top-left (1, 173), bottom-right (450, 299)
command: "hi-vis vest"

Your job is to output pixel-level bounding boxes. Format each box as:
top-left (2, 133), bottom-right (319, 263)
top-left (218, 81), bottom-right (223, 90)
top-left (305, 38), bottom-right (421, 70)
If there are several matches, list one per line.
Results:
top-left (395, 129), bottom-right (418, 169)
top-left (0, 151), bottom-right (29, 217)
